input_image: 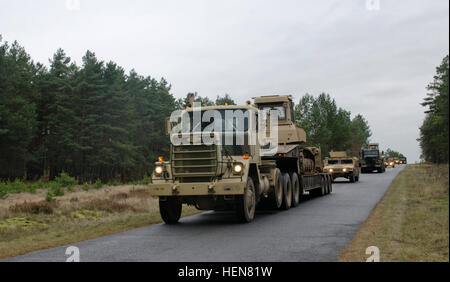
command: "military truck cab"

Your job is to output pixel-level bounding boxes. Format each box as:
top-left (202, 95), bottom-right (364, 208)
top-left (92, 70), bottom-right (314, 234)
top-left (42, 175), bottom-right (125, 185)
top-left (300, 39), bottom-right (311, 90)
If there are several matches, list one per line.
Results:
top-left (361, 143), bottom-right (386, 173)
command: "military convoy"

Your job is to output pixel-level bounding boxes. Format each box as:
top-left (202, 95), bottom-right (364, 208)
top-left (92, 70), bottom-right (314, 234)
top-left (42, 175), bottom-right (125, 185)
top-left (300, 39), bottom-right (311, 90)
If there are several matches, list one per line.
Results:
top-left (360, 143), bottom-right (386, 173)
top-left (323, 152), bottom-right (361, 183)
top-left (149, 95), bottom-right (333, 223)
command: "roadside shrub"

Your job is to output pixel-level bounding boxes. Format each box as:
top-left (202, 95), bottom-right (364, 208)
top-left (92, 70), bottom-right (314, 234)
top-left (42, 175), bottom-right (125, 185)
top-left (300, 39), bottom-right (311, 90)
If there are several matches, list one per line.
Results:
top-left (10, 201), bottom-right (57, 214)
top-left (45, 191), bottom-right (55, 202)
top-left (94, 179), bottom-right (103, 189)
top-left (81, 183), bottom-right (90, 191)
top-left (55, 172), bottom-right (77, 191)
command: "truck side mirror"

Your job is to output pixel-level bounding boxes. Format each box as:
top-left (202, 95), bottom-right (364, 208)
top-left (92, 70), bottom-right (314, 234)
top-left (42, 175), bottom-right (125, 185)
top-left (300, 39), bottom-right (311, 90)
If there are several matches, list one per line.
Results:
top-left (165, 117), bottom-right (171, 136)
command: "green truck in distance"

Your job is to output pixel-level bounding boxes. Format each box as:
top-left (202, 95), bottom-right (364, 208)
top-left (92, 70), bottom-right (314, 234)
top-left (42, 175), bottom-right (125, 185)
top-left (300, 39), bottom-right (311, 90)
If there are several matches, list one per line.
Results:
top-left (361, 143), bottom-right (386, 173)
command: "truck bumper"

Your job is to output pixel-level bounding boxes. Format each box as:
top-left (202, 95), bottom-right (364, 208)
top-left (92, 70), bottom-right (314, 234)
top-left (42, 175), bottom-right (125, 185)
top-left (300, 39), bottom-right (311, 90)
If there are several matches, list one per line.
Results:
top-left (149, 181), bottom-right (246, 196)
top-left (331, 172), bottom-right (350, 179)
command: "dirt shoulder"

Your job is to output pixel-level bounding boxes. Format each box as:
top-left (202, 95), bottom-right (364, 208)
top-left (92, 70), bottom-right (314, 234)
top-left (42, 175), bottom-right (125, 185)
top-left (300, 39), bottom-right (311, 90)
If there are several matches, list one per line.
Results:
top-left (339, 164), bottom-right (449, 262)
top-left (0, 185), bottom-right (200, 259)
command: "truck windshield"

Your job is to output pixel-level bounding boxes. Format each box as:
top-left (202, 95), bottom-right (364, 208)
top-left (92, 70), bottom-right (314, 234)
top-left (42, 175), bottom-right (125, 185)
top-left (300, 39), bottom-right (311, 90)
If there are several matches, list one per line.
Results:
top-left (260, 105), bottom-right (286, 120)
top-left (341, 160), bottom-right (353, 164)
top-left (363, 150), bottom-right (379, 157)
top-left (185, 110), bottom-right (250, 133)
top-left (327, 160), bottom-right (339, 165)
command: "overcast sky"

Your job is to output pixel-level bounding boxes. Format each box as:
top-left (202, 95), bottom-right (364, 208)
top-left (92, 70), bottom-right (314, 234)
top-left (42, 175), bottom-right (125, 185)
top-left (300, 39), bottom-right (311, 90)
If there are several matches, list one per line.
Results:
top-left (1, 0), bottom-right (448, 162)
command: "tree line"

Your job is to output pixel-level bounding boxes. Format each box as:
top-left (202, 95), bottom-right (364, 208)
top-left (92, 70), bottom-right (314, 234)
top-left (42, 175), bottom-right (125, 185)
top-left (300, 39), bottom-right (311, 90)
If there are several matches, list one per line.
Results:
top-left (0, 37), bottom-right (240, 183)
top-left (419, 55), bottom-right (449, 164)
top-left (294, 93), bottom-right (372, 159)
top-left (384, 149), bottom-right (406, 159)
top-left (1, 36), bottom-right (373, 183)
top-left (0, 37), bottom-right (177, 182)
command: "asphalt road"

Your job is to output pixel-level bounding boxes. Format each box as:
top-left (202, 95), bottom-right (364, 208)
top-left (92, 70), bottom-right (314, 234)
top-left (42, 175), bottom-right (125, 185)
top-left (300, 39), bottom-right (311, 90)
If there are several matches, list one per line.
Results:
top-left (5, 166), bottom-right (404, 262)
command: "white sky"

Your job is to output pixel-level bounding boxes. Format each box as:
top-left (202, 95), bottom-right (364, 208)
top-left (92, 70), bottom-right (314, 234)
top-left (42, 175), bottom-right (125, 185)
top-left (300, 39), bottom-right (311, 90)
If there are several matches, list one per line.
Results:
top-left (1, 0), bottom-right (448, 162)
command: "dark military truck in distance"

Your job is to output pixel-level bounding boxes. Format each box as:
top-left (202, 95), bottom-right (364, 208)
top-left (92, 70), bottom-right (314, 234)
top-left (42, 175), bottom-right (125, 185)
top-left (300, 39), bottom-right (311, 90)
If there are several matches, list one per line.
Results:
top-left (361, 143), bottom-right (386, 173)
top-left (149, 95), bottom-right (333, 224)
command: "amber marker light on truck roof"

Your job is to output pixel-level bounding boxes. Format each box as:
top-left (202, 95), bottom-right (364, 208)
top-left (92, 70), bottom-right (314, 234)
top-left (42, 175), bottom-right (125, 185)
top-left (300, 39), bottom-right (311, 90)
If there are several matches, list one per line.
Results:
top-left (158, 156), bottom-right (164, 162)
top-left (243, 154), bottom-right (249, 160)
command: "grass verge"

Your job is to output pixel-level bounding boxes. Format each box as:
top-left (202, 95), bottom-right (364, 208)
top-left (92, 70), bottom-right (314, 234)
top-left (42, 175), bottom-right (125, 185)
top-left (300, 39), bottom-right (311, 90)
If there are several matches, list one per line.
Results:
top-left (339, 163), bottom-right (449, 262)
top-left (0, 185), bottom-right (200, 259)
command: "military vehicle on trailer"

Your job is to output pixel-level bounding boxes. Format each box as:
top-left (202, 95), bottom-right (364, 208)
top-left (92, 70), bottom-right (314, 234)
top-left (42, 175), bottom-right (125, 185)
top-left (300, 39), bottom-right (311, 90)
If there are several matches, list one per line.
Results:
top-left (323, 152), bottom-right (361, 183)
top-left (149, 95), bottom-right (332, 223)
top-left (361, 143), bottom-right (386, 173)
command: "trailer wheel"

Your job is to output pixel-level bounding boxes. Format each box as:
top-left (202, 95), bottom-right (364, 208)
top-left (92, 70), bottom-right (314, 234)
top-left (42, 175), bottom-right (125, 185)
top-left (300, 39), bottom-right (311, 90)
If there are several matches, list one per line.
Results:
top-left (235, 178), bottom-right (256, 223)
top-left (159, 196), bottom-right (182, 224)
top-left (298, 175), bottom-right (305, 202)
top-left (290, 173), bottom-right (300, 207)
top-left (328, 175), bottom-right (333, 193)
top-left (268, 168), bottom-right (283, 209)
top-left (319, 176), bottom-right (326, 196)
top-left (280, 173), bottom-right (292, 210)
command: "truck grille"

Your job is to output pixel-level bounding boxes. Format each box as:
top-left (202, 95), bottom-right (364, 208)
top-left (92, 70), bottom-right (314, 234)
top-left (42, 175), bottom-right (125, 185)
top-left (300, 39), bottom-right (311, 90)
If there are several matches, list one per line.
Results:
top-left (171, 145), bottom-right (218, 179)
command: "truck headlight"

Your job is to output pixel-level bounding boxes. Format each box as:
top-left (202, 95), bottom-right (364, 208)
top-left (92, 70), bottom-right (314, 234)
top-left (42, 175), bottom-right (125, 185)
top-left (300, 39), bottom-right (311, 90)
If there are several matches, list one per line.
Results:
top-left (343, 168), bottom-right (347, 172)
top-left (233, 163), bottom-right (243, 175)
top-left (329, 169), bottom-right (334, 173)
top-left (155, 166), bottom-right (164, 176)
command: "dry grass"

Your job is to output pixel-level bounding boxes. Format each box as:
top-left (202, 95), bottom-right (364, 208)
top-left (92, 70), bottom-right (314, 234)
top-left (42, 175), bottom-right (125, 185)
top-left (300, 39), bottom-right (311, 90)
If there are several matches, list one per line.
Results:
top-left (0, 185), bottom-right (200, 259)
top-left (339, 164), bottom-right (449, 262)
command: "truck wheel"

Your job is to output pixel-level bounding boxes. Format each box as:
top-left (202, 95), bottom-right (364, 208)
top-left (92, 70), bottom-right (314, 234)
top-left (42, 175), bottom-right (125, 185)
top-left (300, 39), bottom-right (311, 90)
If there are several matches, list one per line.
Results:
top-left (349, 173), bottom-right (355, 183)
top-left (159, 196), bottom-right (182, 224)
top-left (235, 178), bottom-right (256, 223)
top-left (328, 176), bottom-right (333, 193)
top-left (280, 173), bottom-right (292, 210)
top-left (314, 176), bottom-right (326, 197)
top-left (355, 175), bottom-right (359, 182)
top-left (269, 168), bottom-right (283, 209)
top-left (290, 173), bottom-right (300, 207)
top-left (298, 175), bottom-right (305, 202)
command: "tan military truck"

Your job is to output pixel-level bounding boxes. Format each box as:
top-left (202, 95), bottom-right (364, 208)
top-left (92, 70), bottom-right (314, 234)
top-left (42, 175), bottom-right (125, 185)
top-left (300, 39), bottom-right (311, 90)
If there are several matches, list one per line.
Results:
top-left (149, 95), bottom-right (332, 223)
top-left (385, 158), bottom-right (395, 168)
top-left (323, 152), bottom-right (360, 183)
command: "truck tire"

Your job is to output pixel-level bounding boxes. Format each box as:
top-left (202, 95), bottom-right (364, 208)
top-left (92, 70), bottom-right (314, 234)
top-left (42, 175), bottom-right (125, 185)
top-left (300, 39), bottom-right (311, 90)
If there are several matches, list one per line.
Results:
top-left (349, 173), bottom-right (355, 183)
top-left (159, 196), bottom-right (182, 224)
top-left (298, 175), bottom-right (305, 202)
top-left (269, 168), bottom-right (283, 209)
top-left (280, 173), bottom-right (292, 210)
top-left (328, 175), bottom-right (333, 193)
top-left (290, 173), bottom-right (300, 207)
top-left (355, 175), bottom-right (359, 182)
top-left (235, 178), bottom-right (256, 223)
top-left (313, 176), bottom-right (326, 197)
